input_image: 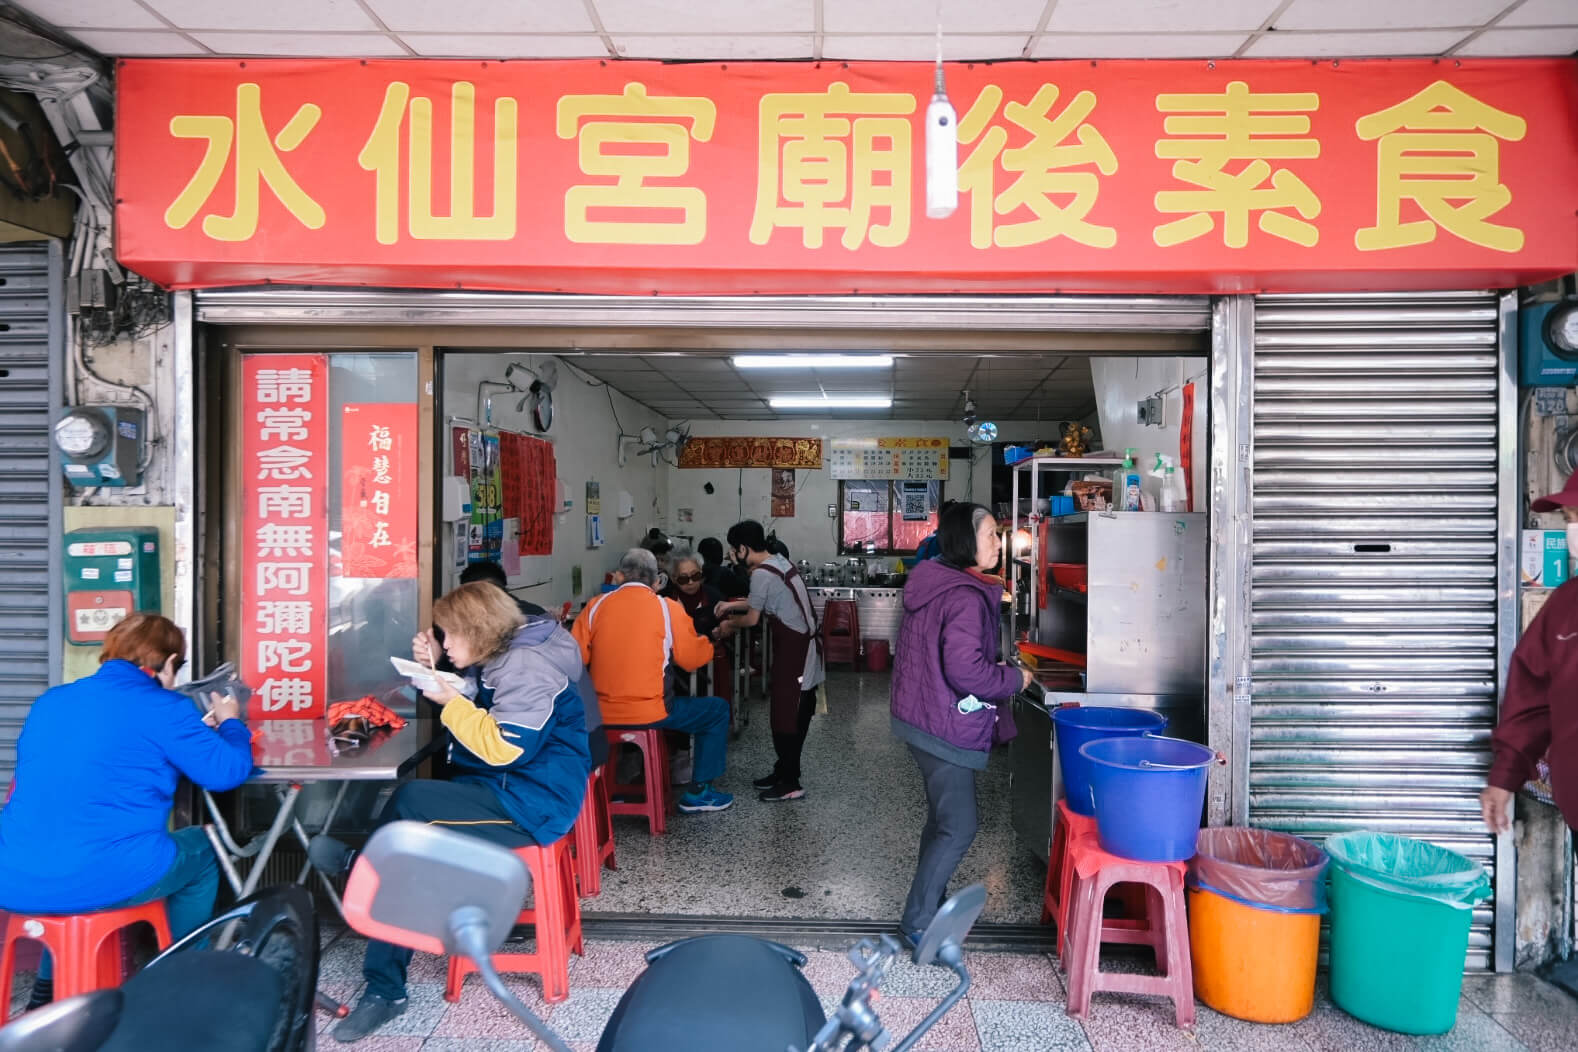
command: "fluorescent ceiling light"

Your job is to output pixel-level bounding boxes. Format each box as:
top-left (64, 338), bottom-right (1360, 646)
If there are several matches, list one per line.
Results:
top-left (733, 354), bottom-right (893, 369)
top-left (770, 395), bottom-right (893, 409)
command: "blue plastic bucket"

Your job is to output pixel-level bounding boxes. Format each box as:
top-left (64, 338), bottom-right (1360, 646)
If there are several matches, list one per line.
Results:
top-left (1052, 706), bottom-right (1168, 817)
top-left (1080, 736), bottom-right (1215, 861)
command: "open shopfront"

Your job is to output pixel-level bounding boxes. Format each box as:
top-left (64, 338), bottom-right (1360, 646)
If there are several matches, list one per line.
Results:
top-left (109, 56), bottom-right (1578, 970)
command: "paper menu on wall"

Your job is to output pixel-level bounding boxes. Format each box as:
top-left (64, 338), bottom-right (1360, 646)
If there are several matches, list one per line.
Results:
top-left (389, 656), bottom-right (467, 696)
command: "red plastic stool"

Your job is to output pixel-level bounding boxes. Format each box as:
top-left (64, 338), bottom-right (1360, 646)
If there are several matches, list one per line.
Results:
top-left (604, 727), bottom-right (674, 835)
top-left (1040, 799), bottom-right (1099, 950)
top-left (821, 599), bottom-right (860, 669)
top-left (444, 833), bottom-right (584, 1004)
top-left (1063, 837), bottom-right (1194, 1028)
top-left (571, 764), bottom-right (617, 897)
top-left (0, 899), bottom-right (172, 1022)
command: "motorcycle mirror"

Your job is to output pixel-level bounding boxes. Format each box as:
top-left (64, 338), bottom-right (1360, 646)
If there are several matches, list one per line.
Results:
top-left (343, 821), bottom-right (528, 958)
top-left (911, 883), bottom-right (986, 967)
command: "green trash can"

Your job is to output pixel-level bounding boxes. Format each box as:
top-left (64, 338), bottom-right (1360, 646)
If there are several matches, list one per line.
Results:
top-left (1324, 831), bottom-right (1492, 1035)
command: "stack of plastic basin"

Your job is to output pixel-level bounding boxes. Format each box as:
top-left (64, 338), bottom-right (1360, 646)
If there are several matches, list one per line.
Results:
top-left (1078, 736), bottom-right (1216, 861)
top-left (1187, 828), bottom-right (1329, 1022)
top-left (1051, 706), bottom-right (1167, 817)
top-left (1324, 831), bottom-right (1492, 1035)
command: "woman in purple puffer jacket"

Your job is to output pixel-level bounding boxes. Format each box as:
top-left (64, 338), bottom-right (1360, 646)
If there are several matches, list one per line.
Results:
top-left (891, 503), bottom-right (1033, 941)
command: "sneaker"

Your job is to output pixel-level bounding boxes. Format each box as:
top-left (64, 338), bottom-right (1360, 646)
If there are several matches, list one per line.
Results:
top-left (758, 783), bottom-right (806, 802)
top-left (752, 771), bottom-right (779, 791)
top-left (677, 786), bottom-right (734, 813)
top-left (309, 834), bottom-right (356, 877)
top-left (334, 993), bottom-right (408, 1043)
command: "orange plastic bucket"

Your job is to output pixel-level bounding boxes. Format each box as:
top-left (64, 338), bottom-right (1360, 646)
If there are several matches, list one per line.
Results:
top-left (1187, 886), bottom-right (1320, 1023)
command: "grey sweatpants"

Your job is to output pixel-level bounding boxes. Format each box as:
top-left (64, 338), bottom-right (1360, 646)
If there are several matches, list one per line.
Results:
top-left (900, 744), bottom-right (979, 935)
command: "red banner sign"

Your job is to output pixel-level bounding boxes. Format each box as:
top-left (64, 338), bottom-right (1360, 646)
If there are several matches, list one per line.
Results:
top-left (115, 58), bottom-right (1578, 295)
top-left (341, 403), bottom-right (418, 579)
top-left (241, 355), bottom-right (329, 719)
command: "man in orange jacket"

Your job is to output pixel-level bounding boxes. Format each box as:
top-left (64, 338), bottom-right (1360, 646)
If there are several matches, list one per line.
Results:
top-left (573, 548), bottom-right (734, 813)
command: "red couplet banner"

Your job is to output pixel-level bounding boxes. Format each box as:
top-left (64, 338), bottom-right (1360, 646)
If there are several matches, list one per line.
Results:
top-left (241, 355), bottom-right (329, 719)
top-left (114, 57), bottom-right (1578, 295)
top-left (341, 403), bottom-right (419, 579)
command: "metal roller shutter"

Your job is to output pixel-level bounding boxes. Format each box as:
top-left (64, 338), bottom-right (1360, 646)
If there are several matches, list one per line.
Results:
top-left (1248, 291), bottom-right (1508, 970)
top-left (0, 242), bottom-right (61, 786)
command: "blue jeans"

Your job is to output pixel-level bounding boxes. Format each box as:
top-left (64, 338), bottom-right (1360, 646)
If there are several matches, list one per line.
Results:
top-left (40, 826), bottom-right (220, 981)
top-left (624, 695), bottom-right (729, 785)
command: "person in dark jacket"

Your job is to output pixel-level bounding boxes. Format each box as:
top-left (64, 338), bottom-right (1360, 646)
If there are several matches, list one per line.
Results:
top-left (890, 503), bottom-right (1032, 942)
top-left (0, 612), bottom-right (254, 1010)
top-left (1483, 475), bottom-right (1578, 834)
top-left (317, 582), bottom-right (590, 1043)
top-left (662, 545), bottom-right (726, 695)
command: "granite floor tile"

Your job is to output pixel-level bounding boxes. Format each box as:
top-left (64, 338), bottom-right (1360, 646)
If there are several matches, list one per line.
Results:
top-left (540, 987), bottom-right (625, 1043)
top-left (368, 982), bottom-right (450, 1039)
top-left (430, 973), bottom-right (551, 1040)
top-left (1462, 971), bottom-right (1578, 1019)
top-left (865, 994), bottom-right (983, 1051)
top-left (973, 998), bottom-right (1094, 1051)
top-left (316, 978), bottom-right (366, 1034)
top-left (321, 1037), bottom-right (424, 1052)
top-left (422, 1041), bottom-right (538, 1052)
top-left (1416, 1006), bottom-right (1530, 1052)
top-left (965, 949), bottom-right (1066, 1002)
top-left (564, 940), bottom-right (659, 987)
top-left (1488, 1009), bottom-right (1578, 1052)
top-left (1074, 991), bottom-right (1204, 1048)
top-left (1292, 993), bottom-right (1434, 1052)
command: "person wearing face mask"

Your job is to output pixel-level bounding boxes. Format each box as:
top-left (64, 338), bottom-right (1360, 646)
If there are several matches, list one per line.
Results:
top-left (0, 612), bottom-right (253, 1011)
top-left (1482, 476), bottom-right (1578, 836)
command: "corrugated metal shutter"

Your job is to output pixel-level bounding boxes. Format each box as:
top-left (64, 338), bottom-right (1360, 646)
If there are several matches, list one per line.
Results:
top-left (0, 243), bottom-right (60, 785)
top-left (1248, 291), bottom-right (1504, 970)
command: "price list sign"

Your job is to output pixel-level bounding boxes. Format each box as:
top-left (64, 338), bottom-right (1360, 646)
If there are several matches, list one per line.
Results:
top-left (829, 437), bottom-right (949, 480)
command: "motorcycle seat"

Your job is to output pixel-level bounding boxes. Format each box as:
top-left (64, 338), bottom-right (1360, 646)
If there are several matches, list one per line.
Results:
top-left (98, 949), bottom-right (283, 1052)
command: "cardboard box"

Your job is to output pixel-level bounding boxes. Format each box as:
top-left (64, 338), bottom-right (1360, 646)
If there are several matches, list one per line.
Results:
top-left (1521, 530), bottom-right (1569, 588)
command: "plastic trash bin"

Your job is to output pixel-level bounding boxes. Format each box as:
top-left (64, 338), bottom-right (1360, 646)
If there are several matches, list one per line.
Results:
top-left (1324, 831), bottom-right (1492, 1035)
top-left (1187, 828), bottom-right (1328, 1023)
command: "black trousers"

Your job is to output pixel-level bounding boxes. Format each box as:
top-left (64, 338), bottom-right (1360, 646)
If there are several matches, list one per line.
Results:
top-left (900, 745), bottom-right (979, 935)
top-left (770, 688), bottom-right (818, 786)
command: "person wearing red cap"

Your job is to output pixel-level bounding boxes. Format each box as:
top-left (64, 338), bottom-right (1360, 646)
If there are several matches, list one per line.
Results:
top-left (1482, 473), bottom-right (1578, 834)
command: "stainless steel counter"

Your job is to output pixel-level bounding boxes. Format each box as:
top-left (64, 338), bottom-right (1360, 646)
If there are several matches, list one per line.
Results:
top-left (807, 586), bottom-right (904, 648)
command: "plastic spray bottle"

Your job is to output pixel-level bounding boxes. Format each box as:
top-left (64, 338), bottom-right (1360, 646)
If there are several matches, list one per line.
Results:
top-left (1153, 453), bottom-right (1183, 512)
top-left (1120, 448), bottom-right (1142, 511)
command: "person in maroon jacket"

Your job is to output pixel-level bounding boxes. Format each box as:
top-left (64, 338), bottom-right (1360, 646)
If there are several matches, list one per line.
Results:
top-left (1482, 474), bottom-right (1578, 834)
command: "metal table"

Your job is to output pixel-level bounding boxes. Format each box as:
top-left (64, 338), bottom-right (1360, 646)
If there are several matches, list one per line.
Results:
top-left (202, 719), bottom-right (433, 915)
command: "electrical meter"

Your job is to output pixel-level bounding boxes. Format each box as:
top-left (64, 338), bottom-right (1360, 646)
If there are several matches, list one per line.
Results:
top-left (63, 526), bottom-right (161, 645)
top-left (54, 405), bottom-right (145, 487)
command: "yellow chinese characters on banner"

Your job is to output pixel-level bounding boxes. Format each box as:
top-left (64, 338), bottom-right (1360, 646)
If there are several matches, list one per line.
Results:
top-left (358, 81), bottom-right (518, 245)
top-left (958, 84), bottom-right (1118, 250)
top-left (165, 83), bottom-right (325, 242)
top-left (1354, 80), bottom-right (1527, 253)
top-left (1153, 81), bottom-right (1321, 249)
top-left (750, 82), bottom-right (915, 250)
top-left (556, 83), bottom-right (717, 246)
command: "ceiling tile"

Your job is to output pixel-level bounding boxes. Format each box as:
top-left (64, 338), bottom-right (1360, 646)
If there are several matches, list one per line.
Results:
top-left (15, 0), bottom-right (165, 29)
top-left (1029, 32), bottom-right (1244, 58)
top-left (147, 0), bottom-right (377, 32)
top-left (1242, 29), bottom-right (1469, 56)
top-left (364, 0), bottom-right (596, 33)
top-left (400, 34), bottom-right (608, 57)
top-left (67, 29), bottom-right (207, 54)
top-left (823, 0), bottom-right (1045, 35)
top-left (1454, 26), bottom-right (1578, 54)
top-left (822, 35), bottom-right (1030, 60)
top-left (1275, 0), bottom-right (1510, 31)
top-left (1501, 0), bottom-right (1578, 27)
top-left (1047, 0), bottom-right (1284, 33)
top-left (612, 34), bottom-right (814, 60)
top-left (595, 0), bottom-right (813, 36)
top-left (187, 31), bottom-right (408, 56)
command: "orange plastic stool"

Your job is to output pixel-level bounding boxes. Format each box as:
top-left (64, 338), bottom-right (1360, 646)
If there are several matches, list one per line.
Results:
top-left (1063, 837), bottom-right (1194, 1028)
top-left (444, 834), bottom-right (584, 1004)
top-left (0, 899), bottom-right (172, 1022)
top-left (571, 764), bottom-right (617, 898)
top-left (603, 727), bottom-right (674, 835)
top-left (820, 599), bottom-right (860, 669)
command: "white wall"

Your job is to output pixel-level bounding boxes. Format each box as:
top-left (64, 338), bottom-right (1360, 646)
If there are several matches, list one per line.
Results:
top-left (441, 353), bottom-right (670, 608)
top-left (1089, 357), bottom-right (1208, 509)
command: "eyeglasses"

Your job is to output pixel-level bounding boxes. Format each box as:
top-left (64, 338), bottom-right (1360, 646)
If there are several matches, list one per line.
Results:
top-left (673, 572), bottom-right (704, 585)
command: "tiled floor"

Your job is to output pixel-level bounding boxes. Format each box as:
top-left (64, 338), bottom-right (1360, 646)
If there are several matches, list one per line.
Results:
top-left (288, 931), bottom-right (1578, 1051)
top-left (587, 667), bottom-right (1044, 924)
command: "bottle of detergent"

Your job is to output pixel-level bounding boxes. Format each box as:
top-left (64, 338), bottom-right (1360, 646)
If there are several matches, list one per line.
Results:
top-left (1120, 448), bottom-right (1142, 511)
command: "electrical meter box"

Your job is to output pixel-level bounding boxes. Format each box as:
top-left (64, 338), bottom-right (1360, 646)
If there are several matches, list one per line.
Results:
top-left (63, 526), bottom-right (161, 645)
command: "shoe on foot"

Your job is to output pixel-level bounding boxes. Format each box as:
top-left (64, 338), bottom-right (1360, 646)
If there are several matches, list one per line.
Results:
top-left (309, 834), bottom-right (356, 877)
top-left (758, 783), bottom-right (806, 802)
top-left (334, 993), bottom-right (407, 1043)
top-left (752, 771), bottom-right (779, 791)
top-left (677, 786), bottom-right (734, 812)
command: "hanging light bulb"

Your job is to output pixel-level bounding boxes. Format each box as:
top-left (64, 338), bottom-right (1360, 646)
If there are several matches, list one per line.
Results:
top-left (1012, 528), bottom-right (1033, 557)
top-left (925, 19), bottom-right (958, 219)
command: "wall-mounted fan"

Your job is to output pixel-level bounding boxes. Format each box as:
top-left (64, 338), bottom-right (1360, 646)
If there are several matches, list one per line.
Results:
top-left (620, 422), bottom-right (691, 466)
top-left (506, 359), bottom-right (559, 433)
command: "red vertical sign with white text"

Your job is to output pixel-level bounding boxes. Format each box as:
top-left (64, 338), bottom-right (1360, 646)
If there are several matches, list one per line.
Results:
top-left (241, 355), bottom-right (330, 719)
top-left (341, 403), bottom-right (418, 578)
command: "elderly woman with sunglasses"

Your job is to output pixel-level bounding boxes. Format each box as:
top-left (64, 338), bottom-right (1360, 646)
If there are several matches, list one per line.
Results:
top-left (662, 546), bottom-right (728, 698)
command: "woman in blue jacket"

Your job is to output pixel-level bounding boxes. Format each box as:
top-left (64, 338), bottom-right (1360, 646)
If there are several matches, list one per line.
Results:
top-left (0, 613), bottom-right (254, 1010)
top-left (890, 504), bottom-right (1032, 944)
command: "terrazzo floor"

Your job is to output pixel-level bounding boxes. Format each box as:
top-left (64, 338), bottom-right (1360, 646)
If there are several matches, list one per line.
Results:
top-left (587, 667), bottom-right (1046, 925)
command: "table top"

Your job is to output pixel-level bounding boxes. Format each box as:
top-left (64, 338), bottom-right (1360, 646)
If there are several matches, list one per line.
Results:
top-left (248, 719), bottom-right (434, 783)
